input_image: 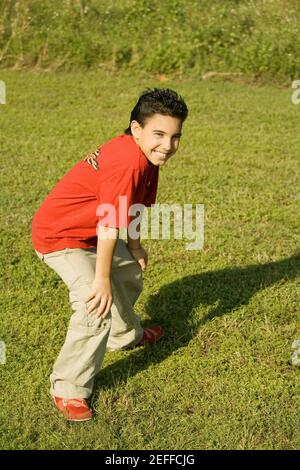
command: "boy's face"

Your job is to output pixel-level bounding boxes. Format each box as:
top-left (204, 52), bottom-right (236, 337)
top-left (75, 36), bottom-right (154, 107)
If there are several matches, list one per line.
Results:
top-left (131, 114), bottom-right (183, 166)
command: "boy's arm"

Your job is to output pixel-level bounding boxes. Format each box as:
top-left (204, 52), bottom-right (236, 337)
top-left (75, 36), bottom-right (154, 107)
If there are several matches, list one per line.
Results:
top-left (85, 226), bottom-right (118, 318)
top-left (127, 223), bottom-right (148, 272)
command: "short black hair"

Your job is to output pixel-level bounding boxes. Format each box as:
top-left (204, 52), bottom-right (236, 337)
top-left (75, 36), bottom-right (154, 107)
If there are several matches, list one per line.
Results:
top-left (124, 88), bottom-right (188, 135)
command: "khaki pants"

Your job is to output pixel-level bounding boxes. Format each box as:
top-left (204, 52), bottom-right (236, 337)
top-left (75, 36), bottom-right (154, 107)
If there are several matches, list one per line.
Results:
top-left (35, 240), bottom-right (144, 399)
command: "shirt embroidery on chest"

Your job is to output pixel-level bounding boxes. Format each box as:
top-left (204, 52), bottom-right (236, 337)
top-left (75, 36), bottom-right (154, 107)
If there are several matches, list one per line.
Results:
top-left (83, 148), bottom-right (101, 171)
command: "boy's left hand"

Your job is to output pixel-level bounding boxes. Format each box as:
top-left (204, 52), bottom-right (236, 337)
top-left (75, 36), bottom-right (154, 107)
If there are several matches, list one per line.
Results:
top-left (128, 245), bottom-right (148, 271)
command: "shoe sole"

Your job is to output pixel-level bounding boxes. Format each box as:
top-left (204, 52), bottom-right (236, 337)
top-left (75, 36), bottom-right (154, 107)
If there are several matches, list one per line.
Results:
top-left (65, 416), bottom-right (93, 422)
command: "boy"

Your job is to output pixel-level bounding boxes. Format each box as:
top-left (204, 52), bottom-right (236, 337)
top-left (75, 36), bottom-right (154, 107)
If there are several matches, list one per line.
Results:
top-left (32, 88), bottom-right (188, 421)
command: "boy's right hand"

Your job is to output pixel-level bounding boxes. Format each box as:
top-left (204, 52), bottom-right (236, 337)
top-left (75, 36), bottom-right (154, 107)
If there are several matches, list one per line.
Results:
top-left (85, 277), bottom-right (112, 318)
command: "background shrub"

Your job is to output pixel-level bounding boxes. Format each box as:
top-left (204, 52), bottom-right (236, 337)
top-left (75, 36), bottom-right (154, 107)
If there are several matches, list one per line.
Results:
top-left (1, 0), bottom-right (300, 81)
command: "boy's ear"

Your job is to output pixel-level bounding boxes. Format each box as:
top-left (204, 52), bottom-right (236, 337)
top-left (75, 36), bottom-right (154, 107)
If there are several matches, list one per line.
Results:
top-left (131, 120), bottom-right (142, 140)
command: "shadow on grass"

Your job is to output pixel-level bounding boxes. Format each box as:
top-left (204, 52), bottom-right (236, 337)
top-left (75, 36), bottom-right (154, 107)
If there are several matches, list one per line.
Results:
top-left (94, 251), bottom-right (300, 393)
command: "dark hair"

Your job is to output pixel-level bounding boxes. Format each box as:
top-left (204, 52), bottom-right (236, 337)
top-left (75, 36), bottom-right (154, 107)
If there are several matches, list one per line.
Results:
top-left (124, 88), bottom-right (188, 135)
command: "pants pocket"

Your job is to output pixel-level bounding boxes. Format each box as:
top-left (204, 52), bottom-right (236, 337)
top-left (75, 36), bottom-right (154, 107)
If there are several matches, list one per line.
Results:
top-left (69, 282), bottom-right (112, 333)
top-left (69, 309), bottom-right (111, 336)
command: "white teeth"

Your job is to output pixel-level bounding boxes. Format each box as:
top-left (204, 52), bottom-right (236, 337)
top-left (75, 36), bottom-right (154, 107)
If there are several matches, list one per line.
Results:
top-left (154, 151), bottom-right (167, 157)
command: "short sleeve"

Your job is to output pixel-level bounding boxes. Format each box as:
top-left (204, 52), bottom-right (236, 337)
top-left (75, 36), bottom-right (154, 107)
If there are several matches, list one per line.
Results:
top-left (96, 169), bottom-right (138, 228)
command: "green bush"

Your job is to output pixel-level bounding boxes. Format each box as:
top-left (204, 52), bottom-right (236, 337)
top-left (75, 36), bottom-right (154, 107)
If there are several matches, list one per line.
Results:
top-left (0, 0), bottom-right (300, 81)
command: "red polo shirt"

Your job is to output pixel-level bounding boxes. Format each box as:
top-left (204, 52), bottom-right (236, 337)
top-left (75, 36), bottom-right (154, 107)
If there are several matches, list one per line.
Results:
top-left (31, 134), bottom-right (159, 253)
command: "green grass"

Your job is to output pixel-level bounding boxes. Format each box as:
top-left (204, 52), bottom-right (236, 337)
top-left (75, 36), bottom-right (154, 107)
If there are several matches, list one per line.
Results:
top-left (0, 69), bottom-right (299, 449)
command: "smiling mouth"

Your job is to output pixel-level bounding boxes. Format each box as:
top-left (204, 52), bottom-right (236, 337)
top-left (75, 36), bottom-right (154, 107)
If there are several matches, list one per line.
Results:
top-left (152, 150), bottom-right (169, 158)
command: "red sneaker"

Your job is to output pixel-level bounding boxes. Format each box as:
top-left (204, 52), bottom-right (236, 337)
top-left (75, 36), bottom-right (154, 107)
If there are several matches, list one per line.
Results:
top-left (52, 396), bottom-right (93, 422)
top-left (136, 326), bottom-right (164, 346)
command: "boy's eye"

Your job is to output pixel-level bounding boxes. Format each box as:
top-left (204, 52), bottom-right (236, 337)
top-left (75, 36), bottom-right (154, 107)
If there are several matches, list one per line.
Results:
top-left (154, 133), bottom-right (181, 139)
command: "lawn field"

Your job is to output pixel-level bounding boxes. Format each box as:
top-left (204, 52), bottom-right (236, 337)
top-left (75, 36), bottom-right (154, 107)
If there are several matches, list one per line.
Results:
top-left (0, 70), bottom-right (299, 450)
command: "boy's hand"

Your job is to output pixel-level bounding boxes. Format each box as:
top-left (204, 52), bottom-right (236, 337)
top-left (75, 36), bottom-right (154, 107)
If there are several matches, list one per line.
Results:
top-left (85, 277), bottom-right (112, 318)
top-left (128, 245), bottom-right (148, 271)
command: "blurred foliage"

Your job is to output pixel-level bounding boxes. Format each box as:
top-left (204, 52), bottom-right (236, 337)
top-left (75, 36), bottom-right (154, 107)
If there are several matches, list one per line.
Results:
top-left (0, 0), bottom-right (300, 80)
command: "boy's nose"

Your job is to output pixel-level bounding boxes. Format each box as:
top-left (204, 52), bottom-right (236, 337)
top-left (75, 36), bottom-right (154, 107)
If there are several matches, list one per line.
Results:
top-left (162, 139), bottom-right (172, 152)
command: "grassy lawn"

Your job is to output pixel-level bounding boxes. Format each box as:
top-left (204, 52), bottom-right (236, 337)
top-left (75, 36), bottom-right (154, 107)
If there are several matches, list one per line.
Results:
top-left (0, 70), bottom-right (299, 450)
